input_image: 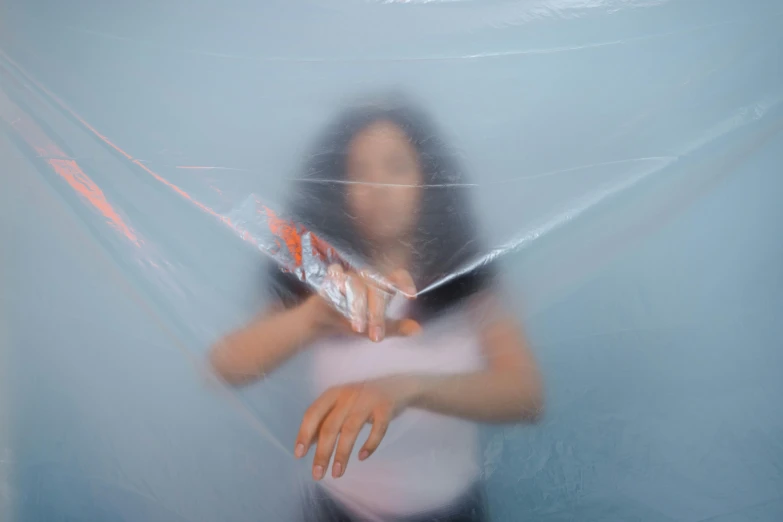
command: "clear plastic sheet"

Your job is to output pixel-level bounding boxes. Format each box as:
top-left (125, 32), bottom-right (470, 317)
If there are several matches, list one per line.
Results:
top-left (1, 1), bottom-right (783, 521)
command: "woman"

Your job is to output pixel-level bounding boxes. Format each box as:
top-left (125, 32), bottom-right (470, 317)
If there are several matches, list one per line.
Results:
top-left (210, 93), bottom-right (543, 522)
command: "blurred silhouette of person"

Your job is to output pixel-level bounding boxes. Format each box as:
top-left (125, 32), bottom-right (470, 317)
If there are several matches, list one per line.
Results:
top-left (210, 93), bottom-right (543, 522)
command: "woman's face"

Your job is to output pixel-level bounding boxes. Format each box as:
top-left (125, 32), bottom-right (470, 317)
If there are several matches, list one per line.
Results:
top-left (345, 120), bottom-right (424, 246)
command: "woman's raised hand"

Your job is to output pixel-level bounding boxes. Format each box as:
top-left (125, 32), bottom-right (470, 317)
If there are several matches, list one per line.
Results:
top-left (305, 264), bottom-right (421, 342)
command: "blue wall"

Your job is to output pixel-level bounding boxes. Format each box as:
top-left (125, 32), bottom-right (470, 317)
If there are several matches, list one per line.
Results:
top-left (1, 1), bottom-right (782, 520)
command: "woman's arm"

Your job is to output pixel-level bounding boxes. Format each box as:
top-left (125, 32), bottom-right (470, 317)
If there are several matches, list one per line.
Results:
top-left (407, 291), bottom-right (543, 422)
top-left (295, 292), bottom-right (543, 480)
top-left (407, 307), bottom-right (543, 423)
top-left (211, 265), bottom-right (423, 386)
top-left (209, 297), bottom-right (321, 385)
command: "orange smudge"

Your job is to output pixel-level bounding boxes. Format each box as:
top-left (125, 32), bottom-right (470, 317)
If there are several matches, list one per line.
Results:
top-left (48, 158), bottom-right (140, 245)
top-left (264, 207), bottom-right (303, 267)
top-left (311, 233), bottom-right (340, 266)
top-left (1, 51), bottom-right (341, 269)
top-left (0, 87), bottom-right (140, 247)
top-left (262, 207), bottom-right (344, 277)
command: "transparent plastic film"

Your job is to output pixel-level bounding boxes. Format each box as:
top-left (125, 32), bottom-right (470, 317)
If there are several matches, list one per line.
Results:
top-left (1, 1), bottom-right (783, 522)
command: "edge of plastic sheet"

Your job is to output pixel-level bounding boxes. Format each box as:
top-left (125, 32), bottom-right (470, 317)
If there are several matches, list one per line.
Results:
top-left (0, 51), bottom-right (294, 460)
top-left (2, 43), bottom-right (783, 321)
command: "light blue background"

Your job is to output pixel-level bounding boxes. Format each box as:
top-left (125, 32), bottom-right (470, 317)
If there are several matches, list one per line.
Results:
top-left (1, 1), bottom-right (782, 520)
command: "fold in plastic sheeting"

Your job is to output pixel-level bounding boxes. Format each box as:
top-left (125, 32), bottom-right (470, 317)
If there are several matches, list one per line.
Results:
top-left (1, 0), bottom-right (783, 521)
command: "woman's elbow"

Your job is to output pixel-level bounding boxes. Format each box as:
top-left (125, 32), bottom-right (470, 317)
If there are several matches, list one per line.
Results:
top-left (514, 377), bottom-right (545, 423)
top-left (208, 346), bottom-right (230, 381)
top-left (208, 341), bottom-right (246, 386)
top-left (523, 390), bottom-right (545, 423)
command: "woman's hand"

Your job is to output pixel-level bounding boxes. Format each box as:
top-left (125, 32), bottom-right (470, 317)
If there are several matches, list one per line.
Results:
top-left (306, 264), bottom-right (421, 342)
top-left (294, 375), bottom-right (421, 480)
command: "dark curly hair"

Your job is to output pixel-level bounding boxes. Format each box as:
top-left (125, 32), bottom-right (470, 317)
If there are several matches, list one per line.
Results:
top-left (267, 92), bottom-right (494, 322)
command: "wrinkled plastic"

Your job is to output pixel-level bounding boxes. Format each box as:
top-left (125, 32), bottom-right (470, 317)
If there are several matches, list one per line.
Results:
top-left (1, 0), bottom-right (783, 521)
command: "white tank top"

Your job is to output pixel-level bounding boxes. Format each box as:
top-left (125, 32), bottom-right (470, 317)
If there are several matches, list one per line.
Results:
top-left (310, 308), bottom-right (485, 519)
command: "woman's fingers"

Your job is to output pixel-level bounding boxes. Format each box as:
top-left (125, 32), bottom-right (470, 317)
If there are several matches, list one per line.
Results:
top-left (295, 388), bottom-right (339, 460)
top-left (326, 264), bottom-right (347, 294)
top-left (345, 273), bottom-right (368, 333)
top-left (319, 264), bottom-right (346, 308)
top-left (359, 409), bottom-right (391, 462)
top-left (320, 265), bottom-right (419, 341)
top-left (390, 318), bottom-right (422, 337)
top-left (296, 387), bottom-right (358, 481)
top-left (363, 268), bottom-right (416, 342)
top-left (312, 400), bottom-right (355, 481)
top-left (367, 287), bottom-right (389, 342)
top-left (331, 409), bottom-right (370, 478)
top-left (298, 384), bottom-right (397, 480)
